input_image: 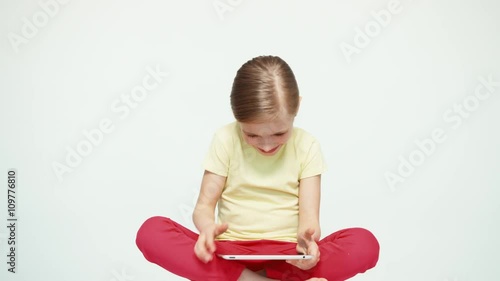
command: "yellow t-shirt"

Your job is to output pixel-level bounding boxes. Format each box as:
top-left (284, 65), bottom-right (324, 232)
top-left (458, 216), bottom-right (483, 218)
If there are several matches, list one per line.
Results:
top-left (203, 121), bottom-right (327, 242)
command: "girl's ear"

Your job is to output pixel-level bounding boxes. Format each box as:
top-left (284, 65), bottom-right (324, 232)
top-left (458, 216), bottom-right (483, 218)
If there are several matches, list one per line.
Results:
top-left (295, 96), bottom-right (302, 116)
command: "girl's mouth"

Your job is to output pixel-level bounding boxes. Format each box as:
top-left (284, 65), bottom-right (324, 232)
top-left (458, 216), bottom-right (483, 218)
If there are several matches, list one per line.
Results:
top-left (258, 145), bottom-right (279, 154)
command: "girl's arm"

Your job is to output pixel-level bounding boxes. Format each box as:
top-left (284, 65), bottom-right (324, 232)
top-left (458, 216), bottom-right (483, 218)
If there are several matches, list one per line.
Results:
top-left (287, 175), bottom-right (322, 270)
top-left (298, 174), bottom-right (322, 240)
top-left (192, 170), bottom-right (227, 263)
top-left (193, 170), bottom-right (226, 232)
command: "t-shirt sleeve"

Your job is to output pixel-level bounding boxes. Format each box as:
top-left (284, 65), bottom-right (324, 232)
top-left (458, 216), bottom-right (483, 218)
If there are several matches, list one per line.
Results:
top-left (202, 132), bottom-right (230, 177)
top-left (300, 139), bottom-right (327, 179)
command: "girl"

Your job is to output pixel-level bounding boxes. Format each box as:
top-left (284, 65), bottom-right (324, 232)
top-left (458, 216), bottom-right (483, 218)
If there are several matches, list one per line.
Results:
top-left (136, 55), bottom-right (379, 281)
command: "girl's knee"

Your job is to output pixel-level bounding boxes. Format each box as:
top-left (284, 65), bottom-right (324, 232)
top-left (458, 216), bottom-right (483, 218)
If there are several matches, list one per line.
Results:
top-left (136, 216), bottom-right (171, 248)
top-left (353, 228), bottom-right (379, 248)
top-left (349, 227), bottom-right (380, 268)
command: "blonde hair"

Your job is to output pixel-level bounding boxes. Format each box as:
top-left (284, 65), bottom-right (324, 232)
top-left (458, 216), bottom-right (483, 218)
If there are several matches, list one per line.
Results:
top-left (230, 55), bottom-right (300, 122)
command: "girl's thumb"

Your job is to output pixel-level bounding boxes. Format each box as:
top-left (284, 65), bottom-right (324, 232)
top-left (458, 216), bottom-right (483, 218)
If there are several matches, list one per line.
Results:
top-left (216, 223), bottom-right (228, 234)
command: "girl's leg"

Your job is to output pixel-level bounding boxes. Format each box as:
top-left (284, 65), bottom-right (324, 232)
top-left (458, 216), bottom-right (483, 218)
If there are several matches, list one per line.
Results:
top-left (311, 227), bottom-right (380, 280)
top-left (265, 228), bottom-right (379, 281)
top-left (135, 216), bottom-right (246, 281)
top-left (239, 268), bottom-right (278, 281)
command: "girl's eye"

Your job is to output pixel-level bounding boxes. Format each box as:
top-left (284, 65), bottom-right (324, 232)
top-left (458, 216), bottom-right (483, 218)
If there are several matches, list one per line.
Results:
top-left (247, 133), bottom-right (285, 138)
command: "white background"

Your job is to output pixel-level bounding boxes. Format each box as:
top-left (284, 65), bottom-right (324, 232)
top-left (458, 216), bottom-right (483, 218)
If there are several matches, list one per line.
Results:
top-left (1, 0), bottom-right (499, 280)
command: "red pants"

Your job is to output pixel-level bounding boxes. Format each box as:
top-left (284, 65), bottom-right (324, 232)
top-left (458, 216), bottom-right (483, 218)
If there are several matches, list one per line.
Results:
top-left (136, 217), bottom-right (379, 281)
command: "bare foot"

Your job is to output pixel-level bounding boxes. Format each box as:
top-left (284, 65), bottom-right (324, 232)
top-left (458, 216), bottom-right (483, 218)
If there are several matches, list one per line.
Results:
top-left (306, 278), bottom-right (327, 281)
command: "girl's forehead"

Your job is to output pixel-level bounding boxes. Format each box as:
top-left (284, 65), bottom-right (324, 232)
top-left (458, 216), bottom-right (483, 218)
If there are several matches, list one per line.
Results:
top-left (239, 116), bottom-right (293, 135)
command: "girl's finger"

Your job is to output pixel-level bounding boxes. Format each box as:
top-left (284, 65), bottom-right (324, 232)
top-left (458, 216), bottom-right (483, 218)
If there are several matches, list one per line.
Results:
top-left (215, 223), bottom-right (228, 235)
top-left (205, 232), bottom-right (215, 253)
top-left (194, 240), bottom-right (209, 262)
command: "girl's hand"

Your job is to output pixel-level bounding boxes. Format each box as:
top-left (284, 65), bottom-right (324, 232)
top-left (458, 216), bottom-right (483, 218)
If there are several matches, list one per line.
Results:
top-left (287, 228), bottom-right (321, 270)
top-left (194, 222), bottom-right (228, 263)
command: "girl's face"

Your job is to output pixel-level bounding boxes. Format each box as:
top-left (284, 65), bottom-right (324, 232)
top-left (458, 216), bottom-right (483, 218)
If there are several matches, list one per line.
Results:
top-left (239, 112), bottom-right (294, 156)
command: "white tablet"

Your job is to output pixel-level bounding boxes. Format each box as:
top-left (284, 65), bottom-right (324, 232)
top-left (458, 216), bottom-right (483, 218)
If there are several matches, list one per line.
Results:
top-left (218, 254), bottom-right (313, 260)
